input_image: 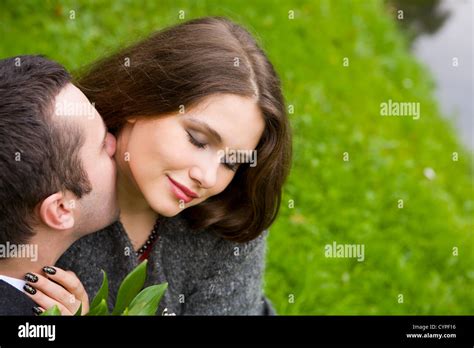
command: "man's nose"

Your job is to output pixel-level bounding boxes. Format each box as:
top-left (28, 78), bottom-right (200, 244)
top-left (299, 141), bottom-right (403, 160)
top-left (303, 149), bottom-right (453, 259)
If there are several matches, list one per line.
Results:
top-left (107, 132), bottom-right (117, 157)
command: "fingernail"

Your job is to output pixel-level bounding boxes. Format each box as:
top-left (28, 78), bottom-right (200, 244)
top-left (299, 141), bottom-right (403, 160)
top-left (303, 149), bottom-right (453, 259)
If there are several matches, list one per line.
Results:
top-left (23, 283), bottom-right (36, 295)
top-left (32, 306), bottom-right (43, 315)
top-left (43, 266), bottom-right (56, 275)
top-left (24, 272), bottom-right (38, 283)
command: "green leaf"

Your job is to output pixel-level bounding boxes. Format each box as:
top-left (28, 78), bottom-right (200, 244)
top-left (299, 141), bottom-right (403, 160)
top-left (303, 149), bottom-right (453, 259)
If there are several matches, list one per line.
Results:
top-left (40, 305), bottom-right (61, 316)
top-left (90, 269), bottom-right (109, 310)
top-left (74, 302), bottom-right (82, 316)
top-left (87, 298), bottom-right (109, 316)
top-left (126, 283), bottom-right (168, 315)
top-left (112, 260), bottom-right (148, 315)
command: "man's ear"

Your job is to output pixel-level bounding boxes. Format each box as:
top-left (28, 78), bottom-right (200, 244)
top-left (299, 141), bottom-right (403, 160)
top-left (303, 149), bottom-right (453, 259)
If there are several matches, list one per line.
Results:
top-left (126, 117), bottom-right (137, 124)
top-left (38, 192), bottom-right (75, 230)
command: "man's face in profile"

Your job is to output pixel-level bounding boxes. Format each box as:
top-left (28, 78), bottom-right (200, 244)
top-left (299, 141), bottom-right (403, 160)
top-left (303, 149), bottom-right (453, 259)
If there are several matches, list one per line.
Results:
top-left (53, 83), bottom-right (119, 234)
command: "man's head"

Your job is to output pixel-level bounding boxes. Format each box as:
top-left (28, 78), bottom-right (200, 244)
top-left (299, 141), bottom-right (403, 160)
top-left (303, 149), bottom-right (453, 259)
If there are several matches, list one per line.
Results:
top-left (0, 55), bottom-right (119, 246)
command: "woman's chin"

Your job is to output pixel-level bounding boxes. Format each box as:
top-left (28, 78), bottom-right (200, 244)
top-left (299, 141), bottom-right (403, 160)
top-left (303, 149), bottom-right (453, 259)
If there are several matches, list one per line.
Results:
top-left (151, 200), bottom-right (187, 217)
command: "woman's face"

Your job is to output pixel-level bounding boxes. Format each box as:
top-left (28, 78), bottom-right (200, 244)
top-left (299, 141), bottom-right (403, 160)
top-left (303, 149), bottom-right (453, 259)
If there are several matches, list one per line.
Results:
top-left (116, 93), bottom-right (265, 216)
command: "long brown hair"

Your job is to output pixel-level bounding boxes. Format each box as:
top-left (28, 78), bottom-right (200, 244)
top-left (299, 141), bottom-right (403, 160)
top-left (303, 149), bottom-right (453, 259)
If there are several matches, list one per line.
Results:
top-left (76, 16), bottom-right (292, 243)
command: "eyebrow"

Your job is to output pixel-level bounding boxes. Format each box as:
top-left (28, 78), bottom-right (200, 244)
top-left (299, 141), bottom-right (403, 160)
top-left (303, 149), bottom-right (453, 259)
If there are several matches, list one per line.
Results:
top-left (186, 117), bottom-right (223, 145)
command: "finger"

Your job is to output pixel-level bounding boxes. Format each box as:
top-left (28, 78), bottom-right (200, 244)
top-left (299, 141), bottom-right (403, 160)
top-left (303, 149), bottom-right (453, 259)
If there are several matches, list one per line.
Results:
top-left (43, 267), bottom-right (87, 301)
top-left (43, 266), bottom-right (89, 314)
top-left (24, 272), bottom-right (78, 314)
top-left (32, 306), bottom-right (44, 316)
top-left (66, 271), bottom-right (89, 314)
top-left (23, 284), bottom-right (72, 315)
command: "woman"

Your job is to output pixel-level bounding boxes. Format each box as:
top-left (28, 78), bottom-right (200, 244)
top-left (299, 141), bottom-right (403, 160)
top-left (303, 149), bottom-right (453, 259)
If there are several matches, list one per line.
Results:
top-left (57, 16), bottom-right (292, 315)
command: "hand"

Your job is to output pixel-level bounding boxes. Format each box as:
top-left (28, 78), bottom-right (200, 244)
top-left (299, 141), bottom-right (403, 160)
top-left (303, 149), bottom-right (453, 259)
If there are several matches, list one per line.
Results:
top-left (23, 266), bottom-right (89, 315)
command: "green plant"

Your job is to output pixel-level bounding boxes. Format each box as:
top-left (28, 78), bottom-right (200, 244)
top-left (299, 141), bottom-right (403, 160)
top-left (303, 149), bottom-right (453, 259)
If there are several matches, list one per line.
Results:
top-left (41, 260), bottom-right (168, 316)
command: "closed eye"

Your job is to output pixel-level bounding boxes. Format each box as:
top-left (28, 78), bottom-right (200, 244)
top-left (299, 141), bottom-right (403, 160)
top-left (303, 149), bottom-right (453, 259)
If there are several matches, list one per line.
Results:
top-left (186, 130), bottom-right (238, 172)
top-left (186, 130), bottom-right (207, 149)
top-left (221, 160), bottom-right (239, 172)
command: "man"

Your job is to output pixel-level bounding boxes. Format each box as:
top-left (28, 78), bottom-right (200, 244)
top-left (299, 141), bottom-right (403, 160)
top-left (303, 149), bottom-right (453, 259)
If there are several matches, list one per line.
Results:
top-left (0, 55), bottom-right (119, 315)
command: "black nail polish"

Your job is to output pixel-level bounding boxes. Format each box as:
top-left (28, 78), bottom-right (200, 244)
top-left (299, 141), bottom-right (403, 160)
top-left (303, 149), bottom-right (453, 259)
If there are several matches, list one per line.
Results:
top-left (23, 283), bottom-right (36, 295)
top-left (43, 266), bottom-right (56, 275)
top-left (24, 272), bottom-right (38, 283)
top-left (32, 306), bottom-right (43, 315)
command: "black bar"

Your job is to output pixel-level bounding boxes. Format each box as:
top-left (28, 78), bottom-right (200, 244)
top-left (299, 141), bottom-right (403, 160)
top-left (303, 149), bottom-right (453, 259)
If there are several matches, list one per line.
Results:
top-left (0, 316), bottom-right (472, 345)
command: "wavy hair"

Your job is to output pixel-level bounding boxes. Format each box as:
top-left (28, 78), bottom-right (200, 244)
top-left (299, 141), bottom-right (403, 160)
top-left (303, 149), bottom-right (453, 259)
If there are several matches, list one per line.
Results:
top-left (76, 17), bottom-right (292, 243)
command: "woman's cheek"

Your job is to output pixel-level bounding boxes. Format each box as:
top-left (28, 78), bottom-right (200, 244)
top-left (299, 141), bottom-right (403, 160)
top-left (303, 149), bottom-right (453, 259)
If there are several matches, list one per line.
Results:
top-left (210, 174), bottom-right (234, 198)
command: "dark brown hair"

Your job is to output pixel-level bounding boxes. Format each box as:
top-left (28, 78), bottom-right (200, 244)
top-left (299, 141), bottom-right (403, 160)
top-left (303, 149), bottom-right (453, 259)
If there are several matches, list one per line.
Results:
top-left (77, 17), bottom-right (292, 243)
top-left (0, 55), bottom-right (92, 245)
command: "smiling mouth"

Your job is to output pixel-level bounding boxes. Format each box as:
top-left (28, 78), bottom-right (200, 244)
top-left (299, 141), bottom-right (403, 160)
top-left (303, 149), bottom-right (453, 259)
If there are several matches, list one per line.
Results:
top-left (167, 175), bottom-right (198, 204)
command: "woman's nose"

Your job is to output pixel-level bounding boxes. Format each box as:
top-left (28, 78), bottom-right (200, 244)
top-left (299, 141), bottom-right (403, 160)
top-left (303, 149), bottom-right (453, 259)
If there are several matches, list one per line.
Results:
top-left (189, 161), bottom-right (218, 189)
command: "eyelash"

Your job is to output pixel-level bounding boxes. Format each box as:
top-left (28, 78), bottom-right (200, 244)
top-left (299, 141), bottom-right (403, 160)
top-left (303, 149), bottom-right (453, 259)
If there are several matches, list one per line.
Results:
top-left (186, 131), bottom-right (207, 149)
top-left (186, 131), bottom-right (237, 172)
top-left (223, 161), bottom-right (239, 172)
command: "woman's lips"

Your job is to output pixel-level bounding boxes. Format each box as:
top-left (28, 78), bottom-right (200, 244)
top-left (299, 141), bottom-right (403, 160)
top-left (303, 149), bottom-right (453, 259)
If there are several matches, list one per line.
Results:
top-left (167, 176), bottom-right (197, 204)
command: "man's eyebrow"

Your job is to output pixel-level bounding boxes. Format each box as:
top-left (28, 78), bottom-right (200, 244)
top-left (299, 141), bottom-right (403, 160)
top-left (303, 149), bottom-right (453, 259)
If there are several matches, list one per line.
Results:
top-left (186, 117), bottom-right (222, 144)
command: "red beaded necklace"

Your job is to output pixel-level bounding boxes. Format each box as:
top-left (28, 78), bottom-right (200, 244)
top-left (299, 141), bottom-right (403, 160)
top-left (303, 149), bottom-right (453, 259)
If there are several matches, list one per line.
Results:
top-left (136, 219), bottom-right (160, 261)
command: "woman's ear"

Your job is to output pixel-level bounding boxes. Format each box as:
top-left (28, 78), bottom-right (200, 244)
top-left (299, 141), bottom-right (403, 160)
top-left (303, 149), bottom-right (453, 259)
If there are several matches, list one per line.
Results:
top-left (126, 117), bottom-right (137, 124)
top-left (38, 192), bottom-right (75, 230)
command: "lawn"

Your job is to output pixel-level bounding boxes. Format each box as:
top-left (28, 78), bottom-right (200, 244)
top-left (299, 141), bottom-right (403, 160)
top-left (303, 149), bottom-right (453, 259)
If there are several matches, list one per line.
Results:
top-left (1, 0), bottom-right (472, 314)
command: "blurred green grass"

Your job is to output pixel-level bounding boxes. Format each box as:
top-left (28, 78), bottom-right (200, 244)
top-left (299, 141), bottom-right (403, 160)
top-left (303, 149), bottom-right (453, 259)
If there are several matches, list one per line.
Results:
top-left (1, 0), bottom-right (472, 314)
